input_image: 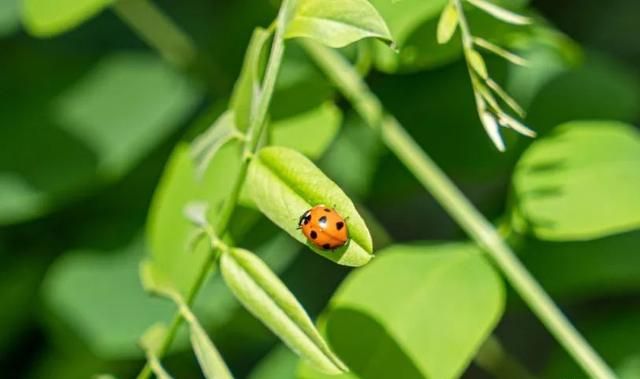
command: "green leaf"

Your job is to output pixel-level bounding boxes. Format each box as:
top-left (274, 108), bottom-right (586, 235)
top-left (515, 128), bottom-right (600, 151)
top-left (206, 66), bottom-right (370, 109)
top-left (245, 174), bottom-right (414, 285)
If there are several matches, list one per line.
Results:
top-left (284, 0), bottom-right (394, 48)
top-left (512, 121), bottom-right (640, 240)
top-left (467, 49), bottom-right (488, 79)
top-left (466, 0), bottom-right (531, 25)
top-left (54, 53), bottom-right (201, 178)
top-left (247, 345), bottom-right (298, 379)
top-left (246, 146), bottom-right (373, 266)
top-left (271, 102), bottom-right (342, 159)
top-left (147, 141), bottom-right (242, 296)
top-left (436, 1), bottom-right (458, 44)
top-left (22, 0), bottom-right (112, 37)
top-left (42, 239), bottom-right (175, 359)
top-left (231, 27), bottom-right (271, 132)
top-left (191, 110), bottom-right (242, 178)
top-left (325, 243), bottom-right (504, 379)
top-left (220, 248), bottom-right (346, 374)
top-left (179, 305), bottom-right (234, 379)
top-left (0, 53), bottom-right (199, 225)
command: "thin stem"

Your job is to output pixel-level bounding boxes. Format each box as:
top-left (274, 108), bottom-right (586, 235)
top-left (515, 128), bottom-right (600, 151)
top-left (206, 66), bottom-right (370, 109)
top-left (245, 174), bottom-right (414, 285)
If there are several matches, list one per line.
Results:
top-left (136, 2), bottom-right (290, 378)
top-left (452, 0), bottom-right (473, 49)
top-left (113, 0), bottom-right (197, 69)
top-left (301, 40), bottom-right (617, 379)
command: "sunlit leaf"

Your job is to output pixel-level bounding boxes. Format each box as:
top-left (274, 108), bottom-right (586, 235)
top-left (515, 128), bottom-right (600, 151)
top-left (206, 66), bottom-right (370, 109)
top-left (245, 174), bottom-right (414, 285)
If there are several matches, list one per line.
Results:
top-left (325, 243), bottom-right (504, 379)
top-left (284, 0), bottom-right (394, 48)
top-left (246, 146), bottom-right (373, 266)
top-left (436, 1), bottom-right (458, 44)
top-left (467, 49), bottom-right (488, 79)
top-left (466, 0), bottom-right (531, 25)
top-left (22, 0), bottom-right (112, 36)
top-left (512, 121), bottom-right (640, 240)
top-left (220, 248), bottom-right (346, 374)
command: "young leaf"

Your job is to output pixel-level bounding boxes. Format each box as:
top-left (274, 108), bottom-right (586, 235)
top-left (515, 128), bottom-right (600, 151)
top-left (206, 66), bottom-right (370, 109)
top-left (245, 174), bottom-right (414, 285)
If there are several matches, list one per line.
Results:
top-left (179, 305), bottom-right (234, 379)
top-left (220, 248), bottom-right (347, 374)
top-left (467, 49), bottom-right (488, 79)
top-left (437, 1), bottom-right (458, 44)
top-left (246, 146), bottom-right (373, 267)
top-left (485, 77), bottom-right (526, 117)
top-left (284, 0), bottom-right (394, 48)
top-left (473, 37), bottom-right (527, 66)
top-left (325, 243), bottom-right (504, 379)
top-left (466, 0), bottom-right (532, 25)
top-left (497, 112), bottom-right (536, 138)
top-left (231, 28), bottom-right (271, 132)
top-left (512, 121), bottom-right (640, 240)
top-left (22, 0), bottom-right (112, 36)
top-left (191, 111), bottom-right (242, 178)
top-left (475, 95), bottom-right (505, 152)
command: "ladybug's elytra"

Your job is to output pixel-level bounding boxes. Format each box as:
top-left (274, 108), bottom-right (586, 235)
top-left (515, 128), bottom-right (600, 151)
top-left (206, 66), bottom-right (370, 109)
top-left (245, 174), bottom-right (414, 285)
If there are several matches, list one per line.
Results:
top-left (298, 205), bottom-right (348, 250)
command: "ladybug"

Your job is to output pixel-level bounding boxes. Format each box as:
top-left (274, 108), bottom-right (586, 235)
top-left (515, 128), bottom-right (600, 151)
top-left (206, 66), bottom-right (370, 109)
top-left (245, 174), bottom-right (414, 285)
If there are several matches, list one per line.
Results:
top-left (298, 205), bottom-right (348, 250)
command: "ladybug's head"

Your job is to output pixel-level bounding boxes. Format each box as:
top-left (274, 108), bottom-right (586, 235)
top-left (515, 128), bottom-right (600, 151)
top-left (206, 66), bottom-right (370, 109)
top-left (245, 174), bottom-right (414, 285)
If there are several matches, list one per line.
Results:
top-left (297, 210), bottom-right (311, 228)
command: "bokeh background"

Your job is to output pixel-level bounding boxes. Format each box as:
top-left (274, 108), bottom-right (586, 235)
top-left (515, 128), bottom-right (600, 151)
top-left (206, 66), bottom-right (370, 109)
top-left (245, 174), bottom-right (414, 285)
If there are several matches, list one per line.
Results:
top-left (1, 0), bottom-right (639, 378)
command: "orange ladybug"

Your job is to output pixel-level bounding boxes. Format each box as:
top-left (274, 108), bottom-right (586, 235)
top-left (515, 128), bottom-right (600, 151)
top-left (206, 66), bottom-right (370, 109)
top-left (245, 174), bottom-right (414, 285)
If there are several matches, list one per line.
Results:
top-left (298, 205), bottom-right (348, 250)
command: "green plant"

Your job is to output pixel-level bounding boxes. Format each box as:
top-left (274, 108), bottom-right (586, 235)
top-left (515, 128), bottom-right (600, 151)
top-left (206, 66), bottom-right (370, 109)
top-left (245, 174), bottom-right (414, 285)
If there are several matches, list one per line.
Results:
top-left (12, 0), bottom-right (640, 378)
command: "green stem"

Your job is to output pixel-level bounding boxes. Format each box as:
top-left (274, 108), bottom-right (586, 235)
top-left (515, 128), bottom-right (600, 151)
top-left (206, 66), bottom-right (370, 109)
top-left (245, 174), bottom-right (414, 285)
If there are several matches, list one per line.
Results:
top-left (301, 40), bottom-right (616, 379)
top-left (136, 2), bottom-right (290, 378)
top-left (113, 0), bottom-right (197, 69)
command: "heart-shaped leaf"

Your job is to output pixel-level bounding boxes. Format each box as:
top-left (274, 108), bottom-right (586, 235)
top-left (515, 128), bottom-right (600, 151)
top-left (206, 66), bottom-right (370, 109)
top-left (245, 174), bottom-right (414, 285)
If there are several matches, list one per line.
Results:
top-left (220, 248), bottom-right (346, 374)
top-left (246, 146), bottom-right (373, 266)
top-left (284, 0), bottom-right (394, 48)
top-left (325, 243), bottom-right (504, 379)
top-left (512, 120), bottom-right (640, 240)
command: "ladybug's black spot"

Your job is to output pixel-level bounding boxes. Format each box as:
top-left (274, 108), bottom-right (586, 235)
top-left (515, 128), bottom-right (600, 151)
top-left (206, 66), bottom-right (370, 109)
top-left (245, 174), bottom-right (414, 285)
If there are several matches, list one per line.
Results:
top-left (336, 221), bottom-right (344, 230)
top-left (324, 208), bottom-right (331, 212)
top-left (310, 230), bottom-right (318, 240)
top-left (318, 216), bottom-right (327, 227)
top-left (322, 243), bottom-right (331, 250)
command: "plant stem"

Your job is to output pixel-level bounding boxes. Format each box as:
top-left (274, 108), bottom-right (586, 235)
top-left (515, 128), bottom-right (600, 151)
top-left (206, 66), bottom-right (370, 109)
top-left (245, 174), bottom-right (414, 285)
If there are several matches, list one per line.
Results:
top-left (301, 40), bottom-right (617, 379)
top-left (452, 0), bottom-right (473, 49)
top-left (113, 0), bottom-right (197, 69)
top-left (136, 2), bottom-right (290, 378)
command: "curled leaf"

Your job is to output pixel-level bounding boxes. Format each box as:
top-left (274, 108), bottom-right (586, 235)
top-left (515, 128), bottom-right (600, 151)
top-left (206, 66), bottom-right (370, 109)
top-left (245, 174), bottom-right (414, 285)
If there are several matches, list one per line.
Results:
top-left (221, 248), bottom-right (347, 374)
top-left (246, 146), bottom-right (373, 266)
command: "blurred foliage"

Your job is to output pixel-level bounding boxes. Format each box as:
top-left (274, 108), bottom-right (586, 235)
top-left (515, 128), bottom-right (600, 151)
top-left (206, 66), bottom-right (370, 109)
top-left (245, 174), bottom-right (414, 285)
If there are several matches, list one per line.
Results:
top-left (1, 0), bottom-right (639, 378)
